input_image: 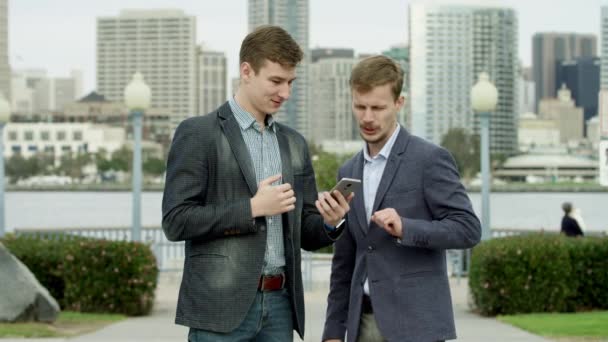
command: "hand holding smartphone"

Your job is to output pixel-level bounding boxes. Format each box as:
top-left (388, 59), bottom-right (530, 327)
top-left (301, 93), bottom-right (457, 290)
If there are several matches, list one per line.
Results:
top-left (330, 178), bottom-right (361, 198)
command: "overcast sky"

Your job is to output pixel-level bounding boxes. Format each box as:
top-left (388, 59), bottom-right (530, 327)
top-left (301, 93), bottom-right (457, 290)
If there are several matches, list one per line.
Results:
top-left (8, 0), bottom-right (608, 93)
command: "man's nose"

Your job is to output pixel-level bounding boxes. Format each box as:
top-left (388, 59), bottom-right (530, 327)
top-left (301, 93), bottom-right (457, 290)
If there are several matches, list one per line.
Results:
top-left (278, 83), bottom-right (290, 100)
top-left (361, 108), bottom-right (374, 122)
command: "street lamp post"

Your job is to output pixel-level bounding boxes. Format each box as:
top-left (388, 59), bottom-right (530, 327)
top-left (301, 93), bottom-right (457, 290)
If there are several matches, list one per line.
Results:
top-left (471, 72), bottom-right (498, 241)
top-left (0, 92), bottom-right (9, 238)
top-left (124, 73), bottom-right (151, 242)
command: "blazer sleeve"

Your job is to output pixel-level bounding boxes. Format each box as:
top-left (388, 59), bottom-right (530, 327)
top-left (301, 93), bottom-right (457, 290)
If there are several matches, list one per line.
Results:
top-left (398, 147), bottom-right (481, 249)
top-left (322, 217), bottom-right (355, 341)
top-left (161, 120), bottom-right (257, 242)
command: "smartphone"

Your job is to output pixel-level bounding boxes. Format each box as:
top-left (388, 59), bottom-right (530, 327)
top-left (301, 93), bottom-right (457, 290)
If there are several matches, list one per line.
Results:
top-left (330, 178), bottom-right (361, 198)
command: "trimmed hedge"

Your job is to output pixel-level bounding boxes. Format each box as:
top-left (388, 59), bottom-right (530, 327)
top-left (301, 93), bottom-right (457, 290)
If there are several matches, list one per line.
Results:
top-left (470, 234), bottom-right (608, 316)
top-left (2, 234), bottom-right (158, 316)
top-left (565, 237), bottom-right (608, 311)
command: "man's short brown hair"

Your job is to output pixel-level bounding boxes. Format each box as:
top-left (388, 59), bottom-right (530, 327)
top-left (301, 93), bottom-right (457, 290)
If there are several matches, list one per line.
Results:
top-left (350, 55), bottom-right (404, 101)
top-left (239, 25), bottom-right (303, 73)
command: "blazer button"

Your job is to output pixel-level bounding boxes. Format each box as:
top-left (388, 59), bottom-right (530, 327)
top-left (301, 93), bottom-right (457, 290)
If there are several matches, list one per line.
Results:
top-left (367, 246), bottom-right (374, 252)
top-left (260, 225), bottom-right (266, 232)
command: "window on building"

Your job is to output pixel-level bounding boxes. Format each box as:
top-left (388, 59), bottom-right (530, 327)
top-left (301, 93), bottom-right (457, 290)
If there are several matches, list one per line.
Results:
top-left (8, 131), bottom-right (17, 141)
top-left (24, 131), bottom-right (34, 141)
top-left (73, 131), bottom-right (83, 141)
top-left (11, 145), bottom-right (21, 154)
top-left (57, 131), bottom-right (66, 141)
top-left (41, 131), bottom-right (50, 141)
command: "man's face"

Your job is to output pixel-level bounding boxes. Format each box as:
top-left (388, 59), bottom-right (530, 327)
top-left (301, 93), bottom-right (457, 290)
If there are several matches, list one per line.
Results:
top-left (240, 59), bottom-right (296, 116)
top-left (352, 83), bottom-right (404, 149)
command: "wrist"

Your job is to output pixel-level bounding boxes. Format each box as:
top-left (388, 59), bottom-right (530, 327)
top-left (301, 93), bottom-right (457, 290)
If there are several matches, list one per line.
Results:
top-left (327, 218), bottom-right (345, 228)
top-left (250, 198), bottom-right (261, 218)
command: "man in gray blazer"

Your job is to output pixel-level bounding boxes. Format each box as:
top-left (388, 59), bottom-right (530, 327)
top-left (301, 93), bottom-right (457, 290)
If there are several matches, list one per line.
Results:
top-left (162, 26), bottom-right (351, 341)
top-left (322, 56), bottom-right (481, 342)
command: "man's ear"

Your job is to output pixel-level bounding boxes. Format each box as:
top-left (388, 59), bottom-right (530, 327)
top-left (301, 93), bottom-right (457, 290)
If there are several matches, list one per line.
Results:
top-left (240, 62), bottom-right (253, 83)
top-left (396, 95), bottom-right (405, 110)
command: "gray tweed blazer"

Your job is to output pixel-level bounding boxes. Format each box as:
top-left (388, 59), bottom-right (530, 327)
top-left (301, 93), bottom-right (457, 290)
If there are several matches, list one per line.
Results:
top-left (162, 102), bottom-right (340, 338)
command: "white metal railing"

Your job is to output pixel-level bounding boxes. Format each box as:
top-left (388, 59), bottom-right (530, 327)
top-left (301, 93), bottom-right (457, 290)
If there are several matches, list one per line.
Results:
top-left (12, 227), bottom-right (606, 290)
top-left (14, 226), bottom-right (185, 272)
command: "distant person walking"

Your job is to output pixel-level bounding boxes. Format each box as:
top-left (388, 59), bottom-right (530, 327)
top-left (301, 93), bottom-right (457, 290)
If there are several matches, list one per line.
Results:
top-left (560, 202), bottom-right (584, 237)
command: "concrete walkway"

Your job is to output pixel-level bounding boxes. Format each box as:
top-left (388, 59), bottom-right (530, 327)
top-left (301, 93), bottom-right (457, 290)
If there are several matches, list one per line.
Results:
top-left (1, 273), bottom-right (551, 342)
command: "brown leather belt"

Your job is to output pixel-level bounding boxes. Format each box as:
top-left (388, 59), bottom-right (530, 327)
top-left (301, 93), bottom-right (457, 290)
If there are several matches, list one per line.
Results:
top-left (258, 273), bottom-right (286, 291)
top-left (362, 294), bottom-right (374, 314)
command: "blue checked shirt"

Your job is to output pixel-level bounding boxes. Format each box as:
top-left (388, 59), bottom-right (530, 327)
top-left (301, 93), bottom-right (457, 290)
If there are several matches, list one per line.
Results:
top-left (229, 97), bottom-right (285, 275)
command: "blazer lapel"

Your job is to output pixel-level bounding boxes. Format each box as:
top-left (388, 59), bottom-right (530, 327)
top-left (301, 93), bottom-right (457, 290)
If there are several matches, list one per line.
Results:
top-left (371, 128), bottom-right (410, 215)
top-left (276, 127), bottom-right (294, 236)
top-left (351, 152), bottom-right (369, 235)
top-left (217, 103), bottom-right (258, 196)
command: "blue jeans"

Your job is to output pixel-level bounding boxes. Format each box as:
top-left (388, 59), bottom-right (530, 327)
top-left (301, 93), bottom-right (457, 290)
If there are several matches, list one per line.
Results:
top-left (188, 288), bottom-right (293, 342)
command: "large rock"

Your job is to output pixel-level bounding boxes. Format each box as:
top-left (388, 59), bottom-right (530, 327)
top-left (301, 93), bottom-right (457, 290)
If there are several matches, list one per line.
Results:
top-left (0, 242), bottom-right (60, 322)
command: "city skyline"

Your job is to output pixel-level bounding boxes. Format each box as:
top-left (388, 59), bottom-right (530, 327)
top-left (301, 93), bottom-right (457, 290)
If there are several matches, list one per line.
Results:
top-left (8, 0), bottom-right (608, 94)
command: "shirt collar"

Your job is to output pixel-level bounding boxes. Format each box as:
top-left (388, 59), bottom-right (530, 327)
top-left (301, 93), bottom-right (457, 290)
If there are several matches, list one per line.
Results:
top-left (229, 97), bottom-right (276, 132)
top-left (363, 124), bottom-right (401, 163)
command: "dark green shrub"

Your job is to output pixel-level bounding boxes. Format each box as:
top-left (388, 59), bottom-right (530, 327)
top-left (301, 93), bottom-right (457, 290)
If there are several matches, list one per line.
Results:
top-left (565, 238), bottom-right (608, 310)
top-left (1, 234), bottom-right (73, 307)
top-left (2, 234), bottom-right (158, 316)
top-left (63, 239), bottom-right (158, 316)
top-left (469, 234), bottom-right (572, 316)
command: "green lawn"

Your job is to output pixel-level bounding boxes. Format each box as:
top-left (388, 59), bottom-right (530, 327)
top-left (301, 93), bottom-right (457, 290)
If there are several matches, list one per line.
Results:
top-left (0, 311), bottom-right (125, 338)
top-left (498, 311), bottom-right (608, 339)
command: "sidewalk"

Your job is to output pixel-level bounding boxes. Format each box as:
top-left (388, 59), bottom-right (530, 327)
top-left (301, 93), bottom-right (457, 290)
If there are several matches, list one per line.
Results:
top-left (1, 273), bottom-right (551, 342)
top-left (301, 278), bottom-right (550, 342)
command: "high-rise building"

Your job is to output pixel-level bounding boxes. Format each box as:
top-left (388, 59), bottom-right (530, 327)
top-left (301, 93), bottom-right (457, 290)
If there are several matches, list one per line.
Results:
top-left (538, 84), bottom-right (584, 144)
top-left (197, 48), bottom-right (227, 115)
top-left (602, 7), bottom-right (608, 90)
top-left (556, 57), bottom-right (600, 132)
top-left (11, 69), bottom-right (83, 114)
top-left (532, 32), bottom-right (596, 110)
top-left (517, 65), bottom-right (535, 115)
top-left (97, 10), bottom-right (197, 127)
top-left (248, 0), bottom-right (310, 138)
top-left (311, 48), bottom-right (353, 63)
top-left (0, 0), bottom-right (10, 100)
top-left (587, 115), bottom-right (600, 148)
top-left (309, 48), bottom-right (356, 144)
top-left (231, 77), bottom-right (240, 97)
top-left (409, 2), bottom-right (518, 155)
top-left (600, 7), bottom-right (608, 139)
top-left (518, 112), bottom-right (560, 152)
top-left (382, 45), bottom-right (410, 129)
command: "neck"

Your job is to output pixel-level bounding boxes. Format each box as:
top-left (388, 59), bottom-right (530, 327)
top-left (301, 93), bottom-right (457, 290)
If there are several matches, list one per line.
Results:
top-left (234, 91), bottom-right (266, 128)
top-left (367, 143), bottom-right (382, 158)
top-left (367, 124), bottom-right (398, 158)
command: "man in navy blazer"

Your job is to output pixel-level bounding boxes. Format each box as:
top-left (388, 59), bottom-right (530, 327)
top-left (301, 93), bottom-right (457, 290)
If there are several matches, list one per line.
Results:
top-left (322, 56), bottom-right (481, 342)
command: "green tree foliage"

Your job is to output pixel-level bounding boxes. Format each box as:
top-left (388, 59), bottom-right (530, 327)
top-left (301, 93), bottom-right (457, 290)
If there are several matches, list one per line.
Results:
top-left (311, 149), bottom-right (354, 192)
top-left (57, 153), bottom-right (91, 181)
top-left (95, 148), bottom-right (114, 174)
top-left (5, 153), bottom-right (55, 183)
top-left (143, 157), bottom-right (166, 176)
top-left (109, 146), bottom-right (132, 172)
top-left (440, 128), bottom-right (480, 179)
